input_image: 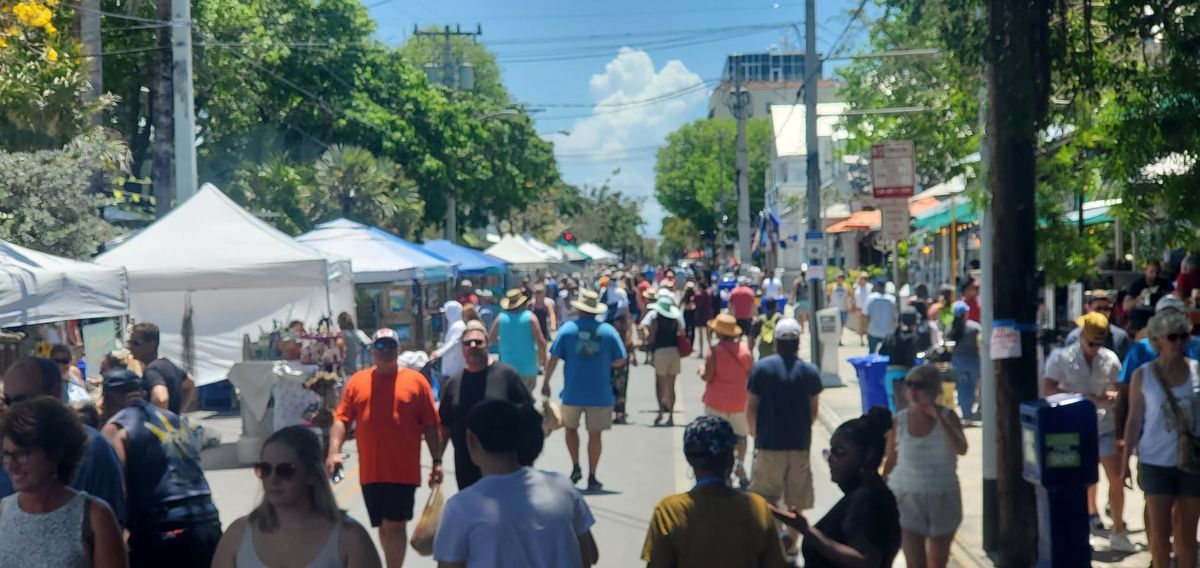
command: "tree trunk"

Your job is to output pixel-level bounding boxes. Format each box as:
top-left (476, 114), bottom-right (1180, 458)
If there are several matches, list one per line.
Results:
top-left (988, 0), bottom-right (1050, 564)
top-left (151, 0), bottom-right (174, 216)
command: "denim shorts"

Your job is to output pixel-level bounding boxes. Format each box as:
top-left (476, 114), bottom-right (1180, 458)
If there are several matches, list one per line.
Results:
top-left (1139, 463), bottom-right (1200, 497)
top-left (1098, 431), bottom-right (1116, 459)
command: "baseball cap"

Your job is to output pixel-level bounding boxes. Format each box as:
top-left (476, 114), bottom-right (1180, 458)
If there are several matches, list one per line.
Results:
top-left (953, 301), bottom-right (970, 316)
top-left (775, 318), bottom-right (802, 340)
top-left (1075, 312), bottom-right (1110, 343)
top-left (460, 279), bottom-right (473, 288)
top-left (1157, 295), bottom-right (1186, 313)
top-left (102, 369), bottom-right (143, 393)
top-left (372, 328), bottom-right (399, 349)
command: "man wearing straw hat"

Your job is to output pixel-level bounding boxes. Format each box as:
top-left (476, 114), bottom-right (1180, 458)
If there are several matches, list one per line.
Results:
top-left (544, 289), bottom-right (628, 491)
top-left (490, 289), bottom-right (547, 392)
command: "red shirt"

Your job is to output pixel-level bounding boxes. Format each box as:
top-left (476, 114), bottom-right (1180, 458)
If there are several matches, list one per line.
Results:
top-left (1177, 272), bottom-right (1200, 301)
top-left (703, 340), bottom-right (752, 413)
top-left (459, 292), bottom-right (479, 306)
top-left (730, 286), bottom-right (756, 320)
top-left (966, 296), bottom-right (981, 323)
top-left (335, 366), bottom-right (438, 485)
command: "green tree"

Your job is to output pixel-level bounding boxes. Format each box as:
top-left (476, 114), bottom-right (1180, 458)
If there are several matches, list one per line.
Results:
top-left (654, 118), bottom-right (772, 236)
top-left (658, 216), bottom-right (698, 261)
top-left (399, 27), bottom-right (509, 104)
top-left (0, 130), bottom-right (125, 258)
top-left (566, 182), bottom-right (644, 255)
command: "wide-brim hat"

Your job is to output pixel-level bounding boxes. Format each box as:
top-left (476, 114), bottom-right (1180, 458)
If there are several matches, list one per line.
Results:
top-left (708, 313), bottom-right (743, 337)
top-left (571, 289), bottom-right (609, 315)
top-left (500, 289), bottom-right (529, 310)
top-left (652, 294), bottom-right (682, 319)
top-left (642, 288), bottom-right (657, 301)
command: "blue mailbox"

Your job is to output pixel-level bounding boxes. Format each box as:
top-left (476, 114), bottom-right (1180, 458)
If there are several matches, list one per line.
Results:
top-left (1021, 393), bottom-right (1098, 568)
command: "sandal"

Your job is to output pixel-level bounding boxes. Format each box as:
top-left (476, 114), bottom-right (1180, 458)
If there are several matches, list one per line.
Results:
top-left (654, 414), bottom-right (664, 426)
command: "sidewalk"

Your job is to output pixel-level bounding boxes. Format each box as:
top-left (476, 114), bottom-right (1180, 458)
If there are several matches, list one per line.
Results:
top-left (806, 327), bottom-right (1152, 568)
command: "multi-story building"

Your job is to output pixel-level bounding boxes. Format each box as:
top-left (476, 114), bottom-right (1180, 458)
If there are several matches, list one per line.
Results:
top-left (707, 52), bottom-right (842, 119)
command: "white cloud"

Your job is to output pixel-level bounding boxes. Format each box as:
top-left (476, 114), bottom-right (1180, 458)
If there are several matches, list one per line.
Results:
top-left (549, 48), bottom-right (708, 235)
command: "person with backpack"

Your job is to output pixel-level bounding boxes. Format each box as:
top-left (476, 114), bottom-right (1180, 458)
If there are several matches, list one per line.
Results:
top-left (754, 299), bottom-right (783, 359)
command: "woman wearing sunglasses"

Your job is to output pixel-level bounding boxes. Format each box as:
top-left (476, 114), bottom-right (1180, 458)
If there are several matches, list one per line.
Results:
top-left (1122, 310), bottom-right (1200, 568)
top-left (212, 426), bottom-right (380, 568)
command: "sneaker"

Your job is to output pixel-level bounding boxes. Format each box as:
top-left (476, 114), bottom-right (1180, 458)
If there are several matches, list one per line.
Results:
top-left (1109, 531), bottom-right (1136, 553)
top-left (587, 476), bottom-right (603, 492)
top-left (734, 461), bottom-right (750, 489)
top-left (1089, 513), bottom-right (1105, 532)
top-left (570, 464), bottom-right (582, 484)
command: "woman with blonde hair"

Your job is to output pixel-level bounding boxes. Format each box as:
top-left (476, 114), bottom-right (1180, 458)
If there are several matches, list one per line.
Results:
top-left (211, 426), bottom-right (380, 567)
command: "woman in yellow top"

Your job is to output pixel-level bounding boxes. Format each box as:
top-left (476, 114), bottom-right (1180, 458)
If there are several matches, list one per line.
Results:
top-left (642, 416), bottom-right (788, 568)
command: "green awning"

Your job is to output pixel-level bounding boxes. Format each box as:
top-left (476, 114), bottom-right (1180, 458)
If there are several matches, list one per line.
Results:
top-left (912, 198), bottom-right (978, 231)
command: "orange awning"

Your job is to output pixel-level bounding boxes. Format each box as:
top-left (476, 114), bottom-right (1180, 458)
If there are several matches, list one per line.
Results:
top-left (826, 210), bottom-right (882, 233)
top-left (908, 197), bottom-right (940, 217)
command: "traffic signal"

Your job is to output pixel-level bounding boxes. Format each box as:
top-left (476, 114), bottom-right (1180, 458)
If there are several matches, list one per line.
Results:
top-left (561, 228), bottom-right (576, 245)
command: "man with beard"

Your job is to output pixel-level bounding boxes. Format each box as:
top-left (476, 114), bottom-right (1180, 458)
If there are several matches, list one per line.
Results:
top-left (439, 321), bottom-right (535, 489)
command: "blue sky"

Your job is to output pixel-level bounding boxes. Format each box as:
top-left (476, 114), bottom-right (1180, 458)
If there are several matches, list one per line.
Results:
top-left (367, 0), bottom-right (865, 235)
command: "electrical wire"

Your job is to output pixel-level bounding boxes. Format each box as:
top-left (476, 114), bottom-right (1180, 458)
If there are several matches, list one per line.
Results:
top-left (60, 2), bottom-right (171, 25)
top-left (525, 79), bottom-right (716, 109)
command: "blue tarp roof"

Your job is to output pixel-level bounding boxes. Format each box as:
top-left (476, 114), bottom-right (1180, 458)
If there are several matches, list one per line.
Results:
top-left (422, 240), bottom-right (507, 274)
top-left (296, 218), bottom-right (455, 283)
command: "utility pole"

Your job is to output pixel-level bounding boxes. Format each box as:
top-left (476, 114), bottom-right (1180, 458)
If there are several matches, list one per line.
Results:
top-left (726, 56), bottom-right (753, 266)
top-left (79, 0), bottom-right (102, 121)
top-left (978, 71), bottom-right (999, 554)
top-left (151, 0), bottom-right (173, 217)
top-left (988, 0), bottom-right (1049, 562)
top-left (414, 24), bottom-right (482, 242)
top-left (172, 0), bottom-right (198, 204)
top-left (804, 0), bottom-right (823, 363)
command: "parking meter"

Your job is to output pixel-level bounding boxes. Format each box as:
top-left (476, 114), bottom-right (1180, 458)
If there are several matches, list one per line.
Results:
top-left (1021, 394), bottom-right (1098, 568)
top-left (816, 307), bottom-right (844, 387)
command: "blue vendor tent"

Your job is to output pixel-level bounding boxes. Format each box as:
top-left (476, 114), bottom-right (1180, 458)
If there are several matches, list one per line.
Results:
top-left (422, 240), bottom-right (508, 276)
top-left (296, 218), bottom-right (455, 284)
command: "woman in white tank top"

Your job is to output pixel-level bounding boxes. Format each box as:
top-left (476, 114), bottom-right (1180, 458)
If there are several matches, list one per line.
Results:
top-left (211, 426), bottom-right (380, 568)
top-left (1122, 310), bottom-right (1200, 568)
top-left (883, 366), bottom-right (968, 568)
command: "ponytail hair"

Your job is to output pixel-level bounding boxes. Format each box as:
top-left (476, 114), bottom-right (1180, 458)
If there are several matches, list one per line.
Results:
top-left (835, 406), bottom-right (893, 470)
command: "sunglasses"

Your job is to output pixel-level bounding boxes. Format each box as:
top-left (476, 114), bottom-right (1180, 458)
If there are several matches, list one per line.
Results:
top-left (463, 339), bottom-right (486, 347)
top-left (373, 340), bottom-right (398, 351)
top-left (1087, 341), bottom-right (1106, 348)
top-left (52, 358), bottom-right (71, 365)
top-left (1163, 333), bottom-right (1188, 343)
top-left (253, 462), bottom-right (299, 480)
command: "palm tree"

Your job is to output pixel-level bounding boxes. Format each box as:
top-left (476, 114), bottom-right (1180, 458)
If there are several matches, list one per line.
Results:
top-left (303, 145), bottom-right (423, 237)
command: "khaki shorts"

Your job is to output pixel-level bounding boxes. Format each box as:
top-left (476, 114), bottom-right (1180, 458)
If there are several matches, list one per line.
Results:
top-left (749, 450), bottom-right (814, 510)
top-left (653, 347), bottom-right (681, 376)
top-left (896, 490), bottom-right (962, 537)
top-left (561, 405), bottom-right (613, 432)
top-left (704, 406), bottom-right (750, 438)
top-left (520, 376), bottom-right (537, 392)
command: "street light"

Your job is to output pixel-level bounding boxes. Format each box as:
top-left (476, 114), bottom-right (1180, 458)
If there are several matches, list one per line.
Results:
top-left (447, 108), bottom-right (523, 241)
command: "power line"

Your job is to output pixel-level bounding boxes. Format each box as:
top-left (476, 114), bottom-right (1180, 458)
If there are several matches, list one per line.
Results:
top-left (524, 80), bottom-right (716, 109)
top-left (60, 2), bottom-right (171, 25)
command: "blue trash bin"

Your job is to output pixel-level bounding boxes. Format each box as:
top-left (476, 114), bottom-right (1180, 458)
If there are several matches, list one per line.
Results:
top-left (847, 354), bottom-right (891, 413)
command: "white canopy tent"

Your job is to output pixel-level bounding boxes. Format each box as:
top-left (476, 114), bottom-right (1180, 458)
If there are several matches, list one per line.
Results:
top-left (296, 219), bottom-right (455, 284)
top-left (522, 235), bottom-right (566, 262)
top-left (96, 184), bottom-right (355, 385)
top-left (485, 235), bottom-right (558, 269)
top-left (578, 242), bottom-right (619, 264)
top-left (0, 240), bottom-right (128, 327)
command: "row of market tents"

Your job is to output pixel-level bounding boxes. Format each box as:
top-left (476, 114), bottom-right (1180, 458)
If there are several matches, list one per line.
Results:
top-left (0, 184), bottom-right (621, 386)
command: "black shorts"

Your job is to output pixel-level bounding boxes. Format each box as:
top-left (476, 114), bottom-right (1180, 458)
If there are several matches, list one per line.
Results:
top-left (361, 483), bottom-right (418, 526)
top-left (737, 318), bottom-right (753, 337)
top-left (1139, 463), bottom-right (1200, 497)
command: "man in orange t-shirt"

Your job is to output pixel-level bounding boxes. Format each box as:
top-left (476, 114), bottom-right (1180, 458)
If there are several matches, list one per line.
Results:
top-left (327, 327), bottom-right (443, 567)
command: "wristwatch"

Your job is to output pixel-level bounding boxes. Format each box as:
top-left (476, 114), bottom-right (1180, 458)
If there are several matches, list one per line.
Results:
top-left (432, 459), bottom-right (443, 466)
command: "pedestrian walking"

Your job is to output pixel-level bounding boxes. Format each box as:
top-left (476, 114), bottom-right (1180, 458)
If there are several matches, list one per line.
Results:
top-left (433, 399), bottom-right (599, 567)
top-left (99, 369), bottom-right (222, 567)
top-left (491, 289), bottom-right (547, 392)
top-left (430, 301), bottom-right (467, 387)
top-left (337, 312), bottom-right (369, 376)
top-left (439, 321), bottom-right (534, 489)
top-left (947, 302), bottom-right (983, 421)
top-left (0, 357), bottom-right (125, 523)
top-left (1121, 309), bottom-right (1200, 568)
top-left (746, 318), bottom-right (824, 560)
top-left (1065, 291), bottom-right (1133, 361)
top-left (127, 322), bottom-right (196, 414)
top-left (457, 279), bottom-right (479, 307)
top-left (50, 344), bottom-right (91, 402)
top-left (212, 426), bottom-right (381, 568)
top-left (1043, 312), bottom-right (1132, 550)
top-left (827, 273), bottom-right (852, 342)
top-left (793, 276), bottom-right (811, 335)
top-left (865, 281), bottom-right (898, 354)
top-left (854, 273), bottom-right (872, 347)
top-left (693, 277), bottom-right (714, 358)
top-left (730, 277), bottom-right (757, 341)
top-left (960, 279), bottom-right (982, 323)
top-left (610, 290), bottom-right (638, 426)
top-left (683, 282), bottom-right (699, 354)
top-left (0, 397), bottom-right (126, 568)
top-left (769, 407), bottom-right (902, 568)
top-left (639, 293), bottom-right (687, 427)
top-left (884, 366), bottom-right (968, 568)
top-left (532, 284), bottom-right (558, 338)
top-left (642, 416), bottom-right (788, 568)
top-left (326, 328), bottom-right (443, 568)
top-left (544, 290), bottom-right (628, 491)
top-left (701, 314), bottom-right (754, 488)
top-left (754, 299), bottom-right (782, 359)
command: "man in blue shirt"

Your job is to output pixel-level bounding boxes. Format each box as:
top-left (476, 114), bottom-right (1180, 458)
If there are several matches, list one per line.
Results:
top-left (543, 289), bottom-right (628, 492)
top-left (0, 356), bottom-right (125, 525)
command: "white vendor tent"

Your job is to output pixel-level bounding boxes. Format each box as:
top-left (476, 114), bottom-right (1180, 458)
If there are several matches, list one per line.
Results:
top-left (578, 242), bottom-right (620, 264)
top-left (296, 218), bottom-right (455, 284)
top-left (485, 235), bottom-right (558, 269)
top-left (96, 184), bottom-right (355, 385)
top-left (522, 235), bottom-right (566, 262)
top-left (0, 240), bottom-right (129, 327)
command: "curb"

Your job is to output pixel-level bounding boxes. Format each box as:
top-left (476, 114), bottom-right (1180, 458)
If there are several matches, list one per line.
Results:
top-left (816, 387), bottom-right (990, 568)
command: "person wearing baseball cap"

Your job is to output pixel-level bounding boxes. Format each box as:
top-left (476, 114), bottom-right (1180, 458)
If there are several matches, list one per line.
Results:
top-left (457, 279), bottom-right (478, 307)
top-left (746, 317), bottom-right (824, 559)
top-left (1065, 290), bottom-right (1133, 362)
top-left (327, 326), bottom-right (443, 567)
top-left (642, 415), bottom-right (788, 567)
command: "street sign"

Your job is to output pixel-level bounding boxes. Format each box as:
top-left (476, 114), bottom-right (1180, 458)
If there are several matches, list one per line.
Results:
top-left (805, 231), bottom-right (825, 280)
top-left (871, 140), bottom-right (915, 198)
top-left (880, 199), bottom-right (910, 242)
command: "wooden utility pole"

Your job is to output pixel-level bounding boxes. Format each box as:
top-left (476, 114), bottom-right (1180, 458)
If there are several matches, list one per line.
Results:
top-left (79, 0), bottom-right (102, 122)
top-left (151, 0), bottom-right (173, 217)
top-left (987, 0), bottom-right (1051, 563)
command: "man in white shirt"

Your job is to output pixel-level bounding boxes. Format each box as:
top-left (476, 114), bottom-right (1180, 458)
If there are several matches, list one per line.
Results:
top-left (865, 281), bottom-right (898, 354)
top-left (853, 273), bottom-right (872, 347)
top-left (433, 399), bottom-right (600, 568)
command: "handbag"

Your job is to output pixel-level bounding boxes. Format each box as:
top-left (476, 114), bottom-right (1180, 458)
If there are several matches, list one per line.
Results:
top-left (676, 320), bottom-right (693, 357)
top-left (1154, 361), bottom-right (1200, 475)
